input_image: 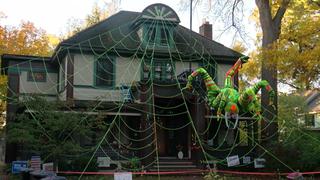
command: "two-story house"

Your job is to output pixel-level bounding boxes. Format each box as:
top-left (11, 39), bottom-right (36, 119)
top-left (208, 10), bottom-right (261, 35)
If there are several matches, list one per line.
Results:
top-left (1, 4), bottom-right (257, 170)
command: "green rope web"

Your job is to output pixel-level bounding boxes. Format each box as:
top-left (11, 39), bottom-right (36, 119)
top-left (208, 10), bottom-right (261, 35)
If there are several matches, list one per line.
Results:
top-left (3, 9), bottom-right (320, 180)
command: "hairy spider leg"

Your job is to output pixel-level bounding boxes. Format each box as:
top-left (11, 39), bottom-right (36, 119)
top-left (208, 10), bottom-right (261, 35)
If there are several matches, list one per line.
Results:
top-left (185, 68), bottom-right (221, 108)
top-left (239, 80), bottom-right (275, 119)
top-left (224, 56), bottom-right (249, 88)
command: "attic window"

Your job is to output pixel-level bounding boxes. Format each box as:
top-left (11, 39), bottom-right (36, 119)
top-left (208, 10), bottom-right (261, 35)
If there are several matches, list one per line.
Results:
top-left (148, 27), bottom-right (156, 44)
top-left (160, 28), bottom-right (169, 45)
top-left (143, 24), bottom-right (172, 47)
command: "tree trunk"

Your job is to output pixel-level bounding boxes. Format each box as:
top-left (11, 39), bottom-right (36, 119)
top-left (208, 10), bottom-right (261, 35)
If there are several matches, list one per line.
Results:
top-left (255, 0), bottom-right (290, 142)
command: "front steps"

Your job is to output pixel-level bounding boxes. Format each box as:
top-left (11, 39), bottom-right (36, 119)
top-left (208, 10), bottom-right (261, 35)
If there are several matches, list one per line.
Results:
top-left (149, 157), bottom-right (198, 172)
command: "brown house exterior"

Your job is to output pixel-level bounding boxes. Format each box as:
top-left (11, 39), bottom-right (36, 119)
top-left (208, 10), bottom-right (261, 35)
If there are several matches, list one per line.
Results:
top-left (1, 4), bottom-right (258, 171)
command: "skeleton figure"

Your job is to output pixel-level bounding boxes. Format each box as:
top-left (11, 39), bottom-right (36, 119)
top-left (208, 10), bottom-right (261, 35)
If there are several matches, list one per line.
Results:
top-left (183, 56), bottom-right (275, 128)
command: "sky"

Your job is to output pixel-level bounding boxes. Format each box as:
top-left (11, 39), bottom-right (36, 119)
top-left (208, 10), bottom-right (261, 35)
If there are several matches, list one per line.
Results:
top-left (0, 0), bottom-right (257, 48)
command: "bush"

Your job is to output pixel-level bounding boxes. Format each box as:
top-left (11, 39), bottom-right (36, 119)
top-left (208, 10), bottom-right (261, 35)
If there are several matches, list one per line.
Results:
top-left (58, 156), bottom-right (98, 172)
top-left (266, 135), bottom-right (320, 171)
top-left (265, 94), bottom-right (320, 171)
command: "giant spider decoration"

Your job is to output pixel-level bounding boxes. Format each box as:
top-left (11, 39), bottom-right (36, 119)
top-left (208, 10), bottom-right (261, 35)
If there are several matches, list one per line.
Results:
top-left (183, 56), bottom-right (275, 129)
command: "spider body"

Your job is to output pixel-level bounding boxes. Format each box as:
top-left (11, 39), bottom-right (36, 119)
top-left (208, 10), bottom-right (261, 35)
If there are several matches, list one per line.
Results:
top-left (184, 56), bottom-right (275, 128)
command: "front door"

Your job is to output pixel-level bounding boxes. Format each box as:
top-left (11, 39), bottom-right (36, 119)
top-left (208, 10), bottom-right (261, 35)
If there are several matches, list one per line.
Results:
top-left (157, 116), bottom-right (189, 158)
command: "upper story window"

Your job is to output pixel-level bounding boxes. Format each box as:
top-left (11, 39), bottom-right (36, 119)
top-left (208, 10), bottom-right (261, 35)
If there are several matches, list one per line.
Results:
top-left (27, 71), bottom-right (46, 82)
top-left (142, 59), bottom-right (175, 81)
top-left (95, 56), bottom-right (114, 87)
top-left (154, 61), bottom-right (174, 81)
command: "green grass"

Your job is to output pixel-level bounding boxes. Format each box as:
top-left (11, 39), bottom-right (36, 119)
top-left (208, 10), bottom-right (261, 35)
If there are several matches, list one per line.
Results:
top-left (63, 175), bottom-right (204, 180)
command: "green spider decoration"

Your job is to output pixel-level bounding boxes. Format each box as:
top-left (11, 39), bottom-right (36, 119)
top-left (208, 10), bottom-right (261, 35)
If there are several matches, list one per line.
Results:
top-left (183, 56), bottom-right (275, 129)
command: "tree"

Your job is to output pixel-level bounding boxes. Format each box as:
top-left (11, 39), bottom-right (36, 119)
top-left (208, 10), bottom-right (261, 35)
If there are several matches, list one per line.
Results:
top-left (6, 96), bottom-right (106, 169)
top-left (85, 3), bottom-right (109, 27)
top-left (63, 3), bottom-right (108, 38)
top-left (237, 1), bottom-right (319, 91)
top-left (0, 21), bottom-right (53, 56)
top-left (263, 1), bottom-right (320, 90)
top-left (251, 0), bottom-right (290, 142)
top-left (266, 94), bottom-right (320, 171)
top-left (63, 0), bottom-right (120, 38)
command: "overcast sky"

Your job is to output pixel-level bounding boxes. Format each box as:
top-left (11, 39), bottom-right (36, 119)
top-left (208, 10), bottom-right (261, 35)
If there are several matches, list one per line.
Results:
top-left (0, 0), bottom-right (256, 48)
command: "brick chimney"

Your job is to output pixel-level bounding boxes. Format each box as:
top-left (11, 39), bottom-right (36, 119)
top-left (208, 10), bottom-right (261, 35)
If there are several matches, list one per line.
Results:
top-left (199, 21), bottom-right (212, 40)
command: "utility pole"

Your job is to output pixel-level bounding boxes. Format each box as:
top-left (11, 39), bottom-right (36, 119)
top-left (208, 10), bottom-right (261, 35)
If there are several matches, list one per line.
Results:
top-left (189, 0), bottom-right (193, 72)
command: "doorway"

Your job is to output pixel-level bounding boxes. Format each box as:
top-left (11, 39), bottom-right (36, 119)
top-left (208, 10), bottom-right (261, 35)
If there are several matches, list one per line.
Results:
top-left (155, 98), bottom-right (189, 158)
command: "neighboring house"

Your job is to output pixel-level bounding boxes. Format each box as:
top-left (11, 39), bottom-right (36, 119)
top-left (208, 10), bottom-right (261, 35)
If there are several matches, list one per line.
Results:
top-left (1, 4), bottom-right (256, 170)
top-left (303, 90), bottom-right (320, 129)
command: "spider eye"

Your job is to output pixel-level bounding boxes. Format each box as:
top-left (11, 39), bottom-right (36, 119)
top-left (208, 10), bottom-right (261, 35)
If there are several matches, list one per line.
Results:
top-left (230, 104), bottom-right (237, 112)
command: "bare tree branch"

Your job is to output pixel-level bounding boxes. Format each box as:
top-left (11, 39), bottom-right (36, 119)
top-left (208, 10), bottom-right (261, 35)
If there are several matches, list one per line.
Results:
top-left (309, 0), bottom-right (320, 7)
top-left (231, 0), bottom-right (240, 26)
top-left (279, 79), bottom-right (301, 90)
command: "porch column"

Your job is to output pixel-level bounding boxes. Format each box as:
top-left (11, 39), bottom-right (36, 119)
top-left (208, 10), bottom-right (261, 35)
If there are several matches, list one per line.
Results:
top-left (139, 83), bottom-right (155, 169)
top-left (5, 74), bottom-right (20, 163)
top-left (66, 52), bottom-right (74, 104)
top-left (191, 96), bottom-right (206, 167)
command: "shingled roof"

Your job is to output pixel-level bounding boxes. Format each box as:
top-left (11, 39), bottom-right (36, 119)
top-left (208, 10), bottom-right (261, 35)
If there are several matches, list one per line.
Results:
top-left (53, 8), bottom-right (242, 62)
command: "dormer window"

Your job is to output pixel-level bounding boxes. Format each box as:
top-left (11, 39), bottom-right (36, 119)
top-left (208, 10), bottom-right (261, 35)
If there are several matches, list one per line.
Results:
top-left (133, 4), bottom-right (180, 49)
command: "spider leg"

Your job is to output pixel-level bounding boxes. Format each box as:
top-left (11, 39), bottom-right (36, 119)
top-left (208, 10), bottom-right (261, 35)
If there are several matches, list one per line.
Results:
top-left (224, 56), bottom-right (249, 88)
top-left (239, 80), bottom-right (275, 119)
top-left (184, 68), bottom-right (221, 105)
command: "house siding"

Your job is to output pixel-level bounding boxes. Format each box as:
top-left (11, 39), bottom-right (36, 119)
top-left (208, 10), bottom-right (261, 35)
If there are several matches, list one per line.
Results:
top-left (174, 61), bottom-right (199, 77)
top-left (72, 54), bottom-right (141, 101)
top-left (6, 60), bottom-right (58, 99)
top-left (19, 71), bottom-right (58, 95)
top-left (115, 56), bottom-right (141, 86)
top-left (73, 54), bottom-right (94, 86)
top-left (217, 64), bottom-right (232, 87)
top-left (73, 88), bottom-right (121, 101)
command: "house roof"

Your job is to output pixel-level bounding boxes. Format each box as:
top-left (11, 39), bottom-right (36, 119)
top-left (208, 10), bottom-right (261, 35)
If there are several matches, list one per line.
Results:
top-left (53, 8), bottom-right (242, 62)
top-left (2, 4), bottom-right (243, 75)
top-left (304, 90), bottom-right (320, 113)
top-left (1, 54), bottom-right (51, 75)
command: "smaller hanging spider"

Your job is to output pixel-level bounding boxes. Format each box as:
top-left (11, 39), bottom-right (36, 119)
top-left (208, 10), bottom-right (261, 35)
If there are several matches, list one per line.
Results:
top-left (183, 56), bottom-right (275, 129)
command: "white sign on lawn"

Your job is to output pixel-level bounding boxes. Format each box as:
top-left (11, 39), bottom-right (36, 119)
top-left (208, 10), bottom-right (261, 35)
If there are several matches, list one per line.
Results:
top-left (226, 155), bottom-right (240, 167)
top-left (42, 162), bottom-right (54, 172)
top-left (254, 158), bottom-right (266, 168)
top-left (114, 172), bottom-right (132, 180)
top-left (243, 156), bottom-right (251, 164)
top-left (97, 157), bottom-right (111, 167)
